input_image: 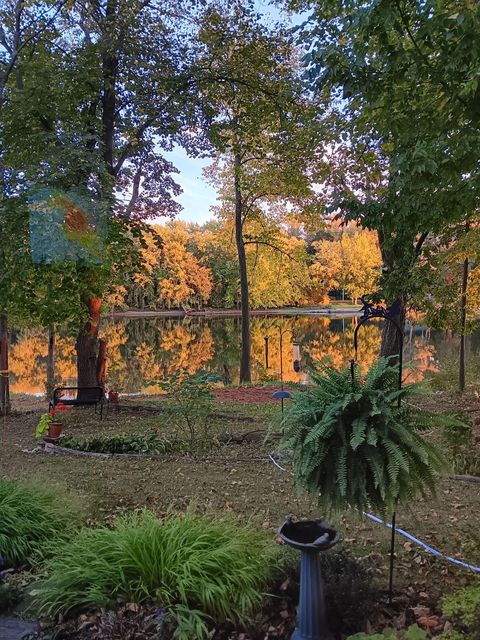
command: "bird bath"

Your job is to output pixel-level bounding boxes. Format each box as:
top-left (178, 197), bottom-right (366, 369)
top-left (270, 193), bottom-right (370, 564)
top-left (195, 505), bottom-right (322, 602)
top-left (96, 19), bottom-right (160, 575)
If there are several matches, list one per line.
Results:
top-left (279, 516), bottom-right (340, 640)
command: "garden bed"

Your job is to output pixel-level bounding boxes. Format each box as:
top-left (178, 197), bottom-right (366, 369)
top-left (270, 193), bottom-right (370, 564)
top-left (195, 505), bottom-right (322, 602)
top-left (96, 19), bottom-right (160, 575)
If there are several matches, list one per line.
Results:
top-left (47, 432), bottom-right (183, 456)
top-left (2, 392), bottom-right (480, 638)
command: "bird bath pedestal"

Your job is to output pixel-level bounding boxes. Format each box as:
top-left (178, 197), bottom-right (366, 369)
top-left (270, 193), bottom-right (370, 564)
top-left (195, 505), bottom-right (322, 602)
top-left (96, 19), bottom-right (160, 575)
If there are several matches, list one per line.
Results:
top-left (279, 516), bottom-right (340, 640)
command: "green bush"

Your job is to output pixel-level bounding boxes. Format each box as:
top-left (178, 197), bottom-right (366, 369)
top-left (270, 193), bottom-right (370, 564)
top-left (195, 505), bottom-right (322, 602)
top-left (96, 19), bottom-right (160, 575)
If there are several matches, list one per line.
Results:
top-left (0, 479), bottom-right (78, 568)
top-left (348, 625), bottom-right (428, 640)
top-left (442, 585), bottom-right (480, 637)
top-left (34, 509), bottom-right (276, 631)
top-left (154, 370), bottom-right (220, 450)
top-left (280, 358), bottom-right (457, 513)
top-left (60, 432), bottom-right (181, 455)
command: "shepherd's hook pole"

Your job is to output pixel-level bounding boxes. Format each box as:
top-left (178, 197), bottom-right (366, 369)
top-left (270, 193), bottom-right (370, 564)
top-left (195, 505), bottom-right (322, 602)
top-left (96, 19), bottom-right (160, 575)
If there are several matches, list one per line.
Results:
top-left (389, 510), bottom-right (396, 605)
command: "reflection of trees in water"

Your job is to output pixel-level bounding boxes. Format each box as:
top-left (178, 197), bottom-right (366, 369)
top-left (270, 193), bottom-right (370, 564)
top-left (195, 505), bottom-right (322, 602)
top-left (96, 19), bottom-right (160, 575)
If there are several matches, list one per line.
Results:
top-left (6, 316), bottom-right (457, 394)
top-left (403, 338), bottom-right (439, 383)
top-left (101, 318), bottom-right (215, 393)
top-left (9, 330), bottom-right (48, 393)
top-left (9, 330), bottom-right (77, 394)
top-left (302, 320), bottom-right (381, 372)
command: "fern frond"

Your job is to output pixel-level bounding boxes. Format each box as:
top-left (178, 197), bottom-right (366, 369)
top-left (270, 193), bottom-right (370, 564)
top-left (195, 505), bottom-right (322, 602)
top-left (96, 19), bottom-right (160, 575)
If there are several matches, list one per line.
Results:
top-left (280, 358), bottom-right (460, 514)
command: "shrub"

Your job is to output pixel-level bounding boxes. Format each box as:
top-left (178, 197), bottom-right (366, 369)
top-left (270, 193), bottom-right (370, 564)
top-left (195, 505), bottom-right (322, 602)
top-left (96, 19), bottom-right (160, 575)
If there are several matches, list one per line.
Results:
top-left (280, 358), bottom-right (458, 513)
top-left (60, 432), bottom-right (180, 455)
top-left (147, 370), bottom-right (220, 449)
top-left (442, 585), bottom-right (480, 638)
top-left (0, 479), bottom-right (78, 568)
top-left (321, 550), bottom-right (373, 634)
top-left (348, 625), bottom-right (428, 639)
top-left (34, 509), bottom-right (276, 631)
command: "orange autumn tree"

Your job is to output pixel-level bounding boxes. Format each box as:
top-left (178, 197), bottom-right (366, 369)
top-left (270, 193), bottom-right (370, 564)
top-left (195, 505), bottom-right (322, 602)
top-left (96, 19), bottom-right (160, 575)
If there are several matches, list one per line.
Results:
top-left (311, 226), bottom-right (381, 303)
top-left (118, 223), bottom-right (213, 311)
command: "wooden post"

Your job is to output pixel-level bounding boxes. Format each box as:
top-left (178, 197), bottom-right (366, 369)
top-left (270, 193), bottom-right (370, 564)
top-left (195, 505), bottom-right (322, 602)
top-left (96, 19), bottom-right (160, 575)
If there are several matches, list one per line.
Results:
top-left (459, 256), bottom-right (469, 393)
top-left (0, 314), bottom-right (10, 416)
top-left (46, 324), bottom-right (56, 399)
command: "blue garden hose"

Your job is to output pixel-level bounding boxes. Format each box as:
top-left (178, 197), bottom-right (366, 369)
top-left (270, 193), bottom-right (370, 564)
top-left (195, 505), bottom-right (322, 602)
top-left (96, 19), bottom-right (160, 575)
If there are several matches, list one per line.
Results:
top-left (266, 455), bottom-right (480, 574)
top-left (363, 512), bottom-right (480, 573)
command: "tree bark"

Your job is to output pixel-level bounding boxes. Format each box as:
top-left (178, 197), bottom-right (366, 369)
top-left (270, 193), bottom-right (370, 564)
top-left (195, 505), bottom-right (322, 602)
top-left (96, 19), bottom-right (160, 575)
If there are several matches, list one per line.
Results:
top-left (76, 297), bottom-right (102, 392)
top-left (96, 338), bottom-right (107, 390)
top-left (459, 256), bottom-right (469, 393)
top-left (46, 324), bottom-right (56, 398)
top-left (380, 298), bottom-right (405, 362)
top-left (0, 314), bottom-right (10, 416)
top-left (234, 151), bottom-right (251, 383)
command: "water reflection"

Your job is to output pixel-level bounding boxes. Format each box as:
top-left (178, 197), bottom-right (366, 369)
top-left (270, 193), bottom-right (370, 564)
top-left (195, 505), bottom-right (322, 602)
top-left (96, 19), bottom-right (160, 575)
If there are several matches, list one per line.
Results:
top-left (8, 315), bottom-right (478, 395)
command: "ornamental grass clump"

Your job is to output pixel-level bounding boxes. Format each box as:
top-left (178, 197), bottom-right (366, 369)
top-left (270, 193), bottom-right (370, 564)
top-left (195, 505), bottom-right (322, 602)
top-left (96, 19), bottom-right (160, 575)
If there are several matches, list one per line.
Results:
top-left (0, 479), bottom-right (78, 567)
top-left (35, 509), bottom-right (276, 625)
top-left (280, 358), bottom-right (461, 513)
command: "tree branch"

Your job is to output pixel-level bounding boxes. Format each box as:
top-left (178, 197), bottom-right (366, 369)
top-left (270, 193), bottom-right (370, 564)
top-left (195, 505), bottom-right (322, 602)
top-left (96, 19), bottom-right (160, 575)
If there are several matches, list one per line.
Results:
top-left (414, 231), bottom-right (428, 257)
top-left (112, 78), bottom-right (194, 176)
top-left (394, 1), bottom-right (469, 110)
top-left (243, 240), bottom-right (299, 263)
top-left (0, 0), bottom-right (68, 99)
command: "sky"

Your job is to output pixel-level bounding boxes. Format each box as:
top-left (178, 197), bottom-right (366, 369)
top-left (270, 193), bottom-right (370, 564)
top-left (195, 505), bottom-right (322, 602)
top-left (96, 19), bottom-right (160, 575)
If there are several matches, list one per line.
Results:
top-left (164, 146), bottom-right (216, 226)
top-left (159, 1), bottom-right (306, 226)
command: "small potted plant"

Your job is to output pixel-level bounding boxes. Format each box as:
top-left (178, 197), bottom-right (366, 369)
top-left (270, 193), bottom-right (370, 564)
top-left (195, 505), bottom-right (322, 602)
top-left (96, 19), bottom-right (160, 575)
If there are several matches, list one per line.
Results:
top-left (35, 403), bottom-right (70, 440)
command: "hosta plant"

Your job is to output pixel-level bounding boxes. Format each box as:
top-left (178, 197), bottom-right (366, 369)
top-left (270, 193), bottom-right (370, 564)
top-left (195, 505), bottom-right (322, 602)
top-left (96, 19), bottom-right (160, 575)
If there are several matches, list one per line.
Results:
top-left (280, 358), bottom-right (462, 513)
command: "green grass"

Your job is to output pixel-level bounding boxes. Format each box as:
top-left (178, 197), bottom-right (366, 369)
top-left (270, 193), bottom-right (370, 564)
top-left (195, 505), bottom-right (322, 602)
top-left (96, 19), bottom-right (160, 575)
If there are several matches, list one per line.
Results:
top-left (0, 479), bottom-right (79, 568)
top-left (35, 509), bottom-right (278, 623)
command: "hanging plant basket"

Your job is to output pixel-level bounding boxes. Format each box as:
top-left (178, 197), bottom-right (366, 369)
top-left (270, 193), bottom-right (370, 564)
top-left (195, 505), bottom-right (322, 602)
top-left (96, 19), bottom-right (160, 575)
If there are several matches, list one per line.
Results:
top-left (280, 357), bottom-right (463, 514)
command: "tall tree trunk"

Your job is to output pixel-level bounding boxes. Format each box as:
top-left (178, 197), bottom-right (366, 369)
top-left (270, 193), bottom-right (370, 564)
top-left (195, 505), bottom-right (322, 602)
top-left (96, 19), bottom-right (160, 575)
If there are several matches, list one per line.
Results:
top-left (380, 297), bottom-right (405, 362)
top-left (76, 297), bottom-right (102, 392)
top-left (73, 0), bottom-right (118, 394)
top-left (46, 324), bottom-right (56, 398)
top-left (234, 152), bottom-right (251, 383)
top-left (459, 256), bottom-right (469, 393)
top-left (96, 338), bottom-right (107, 390)
top-left (0, 314), bottom-right (10, 416)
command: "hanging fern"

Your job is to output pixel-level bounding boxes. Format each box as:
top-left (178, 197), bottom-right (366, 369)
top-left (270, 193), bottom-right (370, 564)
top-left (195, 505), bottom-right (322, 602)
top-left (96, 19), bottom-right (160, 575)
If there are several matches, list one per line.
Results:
top-left (280, 357), bottom-right (464, 514)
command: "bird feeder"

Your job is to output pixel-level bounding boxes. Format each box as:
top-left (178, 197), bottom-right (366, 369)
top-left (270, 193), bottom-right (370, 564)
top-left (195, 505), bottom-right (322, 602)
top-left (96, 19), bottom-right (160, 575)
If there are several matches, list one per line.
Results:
top-left (293, 341), bottom-right (301, 372)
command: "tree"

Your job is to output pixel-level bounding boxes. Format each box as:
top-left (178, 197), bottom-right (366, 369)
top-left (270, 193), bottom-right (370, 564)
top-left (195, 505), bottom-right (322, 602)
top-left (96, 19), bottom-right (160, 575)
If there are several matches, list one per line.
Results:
top-left (310, 226), bottom-right (381, 303)
top-left (1, 0), bottom-right (203, 394)
top-left (411, 220), bottom-right (480, 390)
top-left (0, 0), bottom-right (70, 413)
top-left (196, 3), bottom-right (320, 381)
top-left (289, 0), bottom-right (480, 357)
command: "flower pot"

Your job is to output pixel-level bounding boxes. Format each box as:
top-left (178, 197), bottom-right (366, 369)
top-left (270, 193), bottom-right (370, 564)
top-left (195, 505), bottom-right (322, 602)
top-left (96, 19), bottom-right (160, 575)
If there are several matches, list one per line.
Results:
top-left (47, 422), bottom-right (63, 439)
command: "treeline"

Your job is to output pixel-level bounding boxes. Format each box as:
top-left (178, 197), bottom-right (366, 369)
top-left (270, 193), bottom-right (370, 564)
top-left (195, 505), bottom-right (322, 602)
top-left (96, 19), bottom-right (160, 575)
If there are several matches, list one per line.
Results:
top-left (108, 220), bottom-right (382, 311)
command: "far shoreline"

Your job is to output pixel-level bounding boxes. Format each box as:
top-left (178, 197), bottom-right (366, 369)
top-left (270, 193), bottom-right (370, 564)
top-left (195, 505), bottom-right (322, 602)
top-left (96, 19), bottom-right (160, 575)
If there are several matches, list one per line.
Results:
top-left (108, 304), bottom-right (363, 319)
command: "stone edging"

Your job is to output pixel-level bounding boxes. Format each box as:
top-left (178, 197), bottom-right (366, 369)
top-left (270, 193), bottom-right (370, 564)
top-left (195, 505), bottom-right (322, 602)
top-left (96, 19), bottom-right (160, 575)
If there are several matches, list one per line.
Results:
top-left (44, 442), bottom-right (112, 458)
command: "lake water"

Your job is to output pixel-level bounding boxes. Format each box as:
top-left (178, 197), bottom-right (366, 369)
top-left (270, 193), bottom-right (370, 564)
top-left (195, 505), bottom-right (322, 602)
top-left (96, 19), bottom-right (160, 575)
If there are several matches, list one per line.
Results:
top-left (8, 314), bottom-right (480, 395)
